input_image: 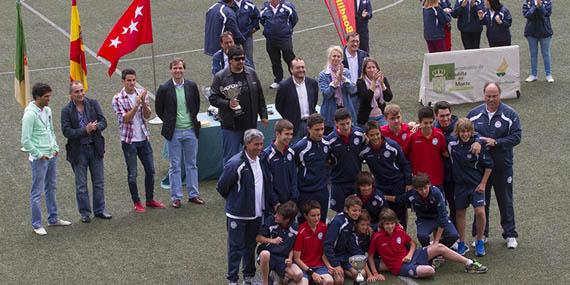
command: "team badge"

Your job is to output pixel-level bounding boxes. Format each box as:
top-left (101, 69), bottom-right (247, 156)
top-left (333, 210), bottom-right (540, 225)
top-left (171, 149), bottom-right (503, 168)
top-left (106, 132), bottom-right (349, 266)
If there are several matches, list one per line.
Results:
top-left (432, 138), bottom-right (439, 145)
top-left (323, 146), bottom-right (329, 153)
top-left (330, 199), bottom-right (336, 206)
top-left (280, 8), bottom-right (284, 13)
top-left (401, 133), bottom-right (408, 141)
top-left (383, 151), bottom-right (391, 158)
top-left (287, 153), bottom-right (292, 161)
top-left (507, 176), bottom-right (512, 184)
top-left (396, 237), bottom-right (402, 244)
top-left (244, 5), bottom-right (248, 10)
top-left (495, 121), bottom-right (502, 128)
top-left (318, 232), bottom-right (324, 240)
top-left (354, 137), bottom-right (360, 145)
top-left (230, 221), bottom-right (237, 229)
top-left (467, 154), bottom-right (473, 159)
top-left (372, 200), bottom-right (378, 206)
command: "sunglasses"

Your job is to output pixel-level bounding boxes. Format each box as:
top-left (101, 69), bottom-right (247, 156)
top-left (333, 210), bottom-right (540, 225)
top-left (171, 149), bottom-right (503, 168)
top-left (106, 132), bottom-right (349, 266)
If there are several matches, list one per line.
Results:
top-left (232, 56), bottom-right (246, 61)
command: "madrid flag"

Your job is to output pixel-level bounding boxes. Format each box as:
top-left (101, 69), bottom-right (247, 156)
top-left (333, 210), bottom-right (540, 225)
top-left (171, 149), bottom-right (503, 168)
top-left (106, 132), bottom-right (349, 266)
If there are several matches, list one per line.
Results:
top-left (70, 0), bottom-right (88, 91)
top-left (97, 0), bottom-right (153, 76)
top-left (15, 0), bottom-right (30, 108)
top-left (324, 0), bottom-right (357, 46)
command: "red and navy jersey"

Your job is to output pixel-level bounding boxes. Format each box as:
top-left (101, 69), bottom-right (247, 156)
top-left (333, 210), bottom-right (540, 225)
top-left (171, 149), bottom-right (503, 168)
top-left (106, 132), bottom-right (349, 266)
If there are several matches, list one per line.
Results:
top-left (448, 137), bottom-right (494, 187)
top-left (369, 225), bottom-right (411, 276)
top-left (261, 143), bottom-right (299, 203)
top-left (360, 137), bottom-right (412, 191)
top-left (381, 123), bottom-right (411, 153)
top-left (396, 186), bottom-right (450, 227)
top-left (291, 137), bottom-right (331, 193)
top-left (257, 215), bottom-right (299, 258)
top-left (293, 221), bottom-right (327, 268)
top-left (325, 128), bottom-right (366, 184)
top-left (406, 128), bottom-right (447, 186)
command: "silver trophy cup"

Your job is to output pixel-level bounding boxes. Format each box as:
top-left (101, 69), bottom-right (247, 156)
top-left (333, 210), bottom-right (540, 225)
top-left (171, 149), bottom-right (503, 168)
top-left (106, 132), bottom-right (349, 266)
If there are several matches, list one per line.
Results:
top-left (222, 84), bottom-right (244, 117)
top-left (349, 254), bottom-right (367, 284)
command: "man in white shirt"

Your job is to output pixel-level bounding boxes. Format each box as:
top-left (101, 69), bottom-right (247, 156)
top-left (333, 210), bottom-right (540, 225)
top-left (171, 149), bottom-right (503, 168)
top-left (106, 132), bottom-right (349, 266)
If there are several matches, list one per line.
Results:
top-left (342, 32), bottom-right (369, 112)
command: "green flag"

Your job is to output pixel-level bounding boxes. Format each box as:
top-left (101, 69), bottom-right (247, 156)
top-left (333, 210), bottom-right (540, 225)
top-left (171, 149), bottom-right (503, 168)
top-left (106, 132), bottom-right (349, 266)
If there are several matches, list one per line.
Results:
top-left (15, 0), bottom-right (30, 108)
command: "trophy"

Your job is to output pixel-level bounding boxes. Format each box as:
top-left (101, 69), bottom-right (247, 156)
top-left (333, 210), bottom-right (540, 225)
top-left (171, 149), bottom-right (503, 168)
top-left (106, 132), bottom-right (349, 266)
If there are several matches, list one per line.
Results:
top-left (349, 254), bottom-right (368, 284)
top-left (222, 83), bottom-right (244, 117)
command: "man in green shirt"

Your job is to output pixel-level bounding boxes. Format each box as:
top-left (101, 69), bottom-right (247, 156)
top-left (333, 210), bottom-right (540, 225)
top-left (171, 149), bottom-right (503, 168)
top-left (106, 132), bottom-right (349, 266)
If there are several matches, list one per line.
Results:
top-left (21, 82), bottom-right (71, 236)
top-left (155, 59), bottom-right (204, 208)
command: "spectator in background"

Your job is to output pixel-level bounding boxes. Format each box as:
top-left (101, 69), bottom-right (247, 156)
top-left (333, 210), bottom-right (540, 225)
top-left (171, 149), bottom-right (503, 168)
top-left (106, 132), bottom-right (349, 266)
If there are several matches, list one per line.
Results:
top-left (233, 0), bottom-right (260, 68)
top-left (523, 0), bottom-right (554, 83)
top-left (477, 0), bottom-right (512, 47)
top-left (356, 58), bottom-right (393, 127)
top-left (441, 0), bottom-right (453, 51)
top-left (342, 32), bottom-right (369, 112)
top-left (422, 0), bottom-right (452, 53)
top-left (452, 0), bottom-right (485, 49)
top-left (319, 46), bottom-right (357, 135)
top-left (204, 0), bottom-right (246, 56)
top-left (355, 0), bottom-right (373, 53)
top-left (211, 32), bottom-right (236, 76)
top-left (260, 0), bottom-right (298, 89)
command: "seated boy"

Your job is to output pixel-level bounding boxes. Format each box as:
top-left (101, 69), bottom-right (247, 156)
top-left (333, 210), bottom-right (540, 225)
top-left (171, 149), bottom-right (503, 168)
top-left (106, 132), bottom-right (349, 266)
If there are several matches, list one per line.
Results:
top-left (293, 201), bottom-right (334, 285)
top-left (354, 171), bottom-right (385, 230)
top-left (448, 118), bottom-right (493, 256)
top-left (368, 208), bottom-right (487, 280)
top-left (385, 173), bottom-right (459, 248)
top-left (348, 210), bottom-right (376, 284)
top-left (324, 195), bottom-right (363, 285)
top-left (256, 201), bottom-right (304, 285)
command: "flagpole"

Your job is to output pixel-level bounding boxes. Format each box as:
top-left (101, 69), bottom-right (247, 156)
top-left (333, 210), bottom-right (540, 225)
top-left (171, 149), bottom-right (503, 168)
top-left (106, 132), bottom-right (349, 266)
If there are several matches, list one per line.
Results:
top-left (147, 5), bottom-right (162, 124)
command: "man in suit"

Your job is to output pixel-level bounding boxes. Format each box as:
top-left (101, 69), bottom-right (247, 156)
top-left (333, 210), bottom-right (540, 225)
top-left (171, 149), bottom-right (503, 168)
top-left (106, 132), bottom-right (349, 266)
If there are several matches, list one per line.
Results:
top-left (355, 0), bottom-right (373, 53)
top-left (155, 58), bottom-right (204, 208)
top-left (61, 81), bottom-right (111, 223)
top-left (342, 32), bottom-right (369, 112)
top-left (275, 58), bottom-right (319, 143)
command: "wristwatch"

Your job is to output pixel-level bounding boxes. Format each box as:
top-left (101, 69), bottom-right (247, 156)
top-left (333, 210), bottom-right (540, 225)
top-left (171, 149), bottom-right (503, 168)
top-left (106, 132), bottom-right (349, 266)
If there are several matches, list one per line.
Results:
top-left (306, 267), bottom-right (315, 276)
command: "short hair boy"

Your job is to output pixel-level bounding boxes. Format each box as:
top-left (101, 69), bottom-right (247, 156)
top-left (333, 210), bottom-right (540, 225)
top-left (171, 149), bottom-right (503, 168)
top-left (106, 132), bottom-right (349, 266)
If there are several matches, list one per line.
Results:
top-left (380, 104), bottom-right (413, 153)
top-left (355, 171), bottom-right (385, 228)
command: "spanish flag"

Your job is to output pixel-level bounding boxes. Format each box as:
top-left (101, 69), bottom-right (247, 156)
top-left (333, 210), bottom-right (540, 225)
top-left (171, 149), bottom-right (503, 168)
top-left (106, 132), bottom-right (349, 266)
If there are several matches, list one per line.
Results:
top-left (70, 0), bottom-right (88, 91)
top-left (15, 0), bottom-right (30, 108)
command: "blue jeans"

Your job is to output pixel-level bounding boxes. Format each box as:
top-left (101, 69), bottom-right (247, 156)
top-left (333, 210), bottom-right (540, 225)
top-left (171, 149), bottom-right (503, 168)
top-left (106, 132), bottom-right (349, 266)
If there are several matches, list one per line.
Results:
top-left (71, 144), bottom-right (105, 217)
top-left (244, 36), bottom-right (255, 69)
top-left (167, 129), bottom-right (199, 200)
top-left (121, 140), bottom-right (155, 203)
top-left (222, 128), bottom-right (244, 165)
top-left (30, 157), bottom-right (59, 229)
top-left (292, 120), bottom-right (307, 145)
top-left (227, 217), bottom-right (261, 282)
top-left (527, 36), bottom-right (552, 76)
top-left (369, 114), bottom-right (388, 127)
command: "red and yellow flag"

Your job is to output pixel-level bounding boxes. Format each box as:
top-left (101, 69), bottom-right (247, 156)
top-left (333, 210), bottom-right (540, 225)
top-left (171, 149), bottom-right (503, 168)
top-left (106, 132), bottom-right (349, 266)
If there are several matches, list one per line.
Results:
top-left (70, 0), bottom-right (88, 91)
top-left (15, 0), bottom-right (30, 108)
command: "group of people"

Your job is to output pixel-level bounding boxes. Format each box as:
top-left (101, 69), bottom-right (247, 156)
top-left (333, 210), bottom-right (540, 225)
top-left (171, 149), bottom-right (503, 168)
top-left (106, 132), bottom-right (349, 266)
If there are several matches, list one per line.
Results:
top-left (217, 81), bottom-right (521, 284)
top-left (422, 0), bottom-right (554, 82)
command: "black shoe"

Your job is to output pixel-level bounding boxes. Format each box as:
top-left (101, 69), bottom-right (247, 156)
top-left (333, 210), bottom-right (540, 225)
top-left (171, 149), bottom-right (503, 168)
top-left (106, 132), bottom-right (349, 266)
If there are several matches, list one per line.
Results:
top-left (81, 216), bottom-right (91, 223)
top-left (95, 212), bottom-right (112, 219)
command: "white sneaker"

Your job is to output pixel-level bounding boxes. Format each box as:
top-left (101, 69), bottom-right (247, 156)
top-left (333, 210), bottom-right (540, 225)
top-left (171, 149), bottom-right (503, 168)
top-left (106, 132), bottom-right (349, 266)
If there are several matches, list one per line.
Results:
top-left (48, 219), bottom-right (72, 226)
top-left (450, 241), bottom-right (459, 251)
top-left (471, 237), bottom-right (488, 247)
top-left (525, 75), bottom-right (537, 82)
top-left (546, 75), bottom-right (554, 83)
top-left (269, 82), bottom-right (280, 89)
top-left (506, 237), bottom-right (518, 249)
top-left (33, 227), bottom-right (47, 236)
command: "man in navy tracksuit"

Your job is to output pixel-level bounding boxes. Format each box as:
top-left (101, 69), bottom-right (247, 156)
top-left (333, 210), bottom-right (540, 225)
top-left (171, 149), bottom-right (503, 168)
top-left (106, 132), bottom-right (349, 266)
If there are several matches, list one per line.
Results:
top-left (451, 0), bottom-right (484, 49)
top-left (233, 0), bottom-right (260, 68)
top-left (468, 82), bottom-right (521, 249)
top-left (204, 0), bottom-right (246, 56)
top-left (260, 0), bottom-right (298, 88)
top-left (386, 173), bottom-right (459, 248)
top-left (291, 114), bottom-right (330, 222)
top-left (261, 119), bottom-right (299, 206)
top-left (355, 0), bottom-right (373, 53)
top-left (361, 121), bottom-right (412, 229)
top-left (217, 129), bottom-right (277, 284)
top-left (325, 109), bottom-right (365, 213)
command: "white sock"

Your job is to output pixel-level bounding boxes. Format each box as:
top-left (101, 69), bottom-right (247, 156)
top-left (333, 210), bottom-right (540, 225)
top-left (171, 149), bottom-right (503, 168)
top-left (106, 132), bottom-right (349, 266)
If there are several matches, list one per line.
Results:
top-left (466, 259), bottom-right (474, 266)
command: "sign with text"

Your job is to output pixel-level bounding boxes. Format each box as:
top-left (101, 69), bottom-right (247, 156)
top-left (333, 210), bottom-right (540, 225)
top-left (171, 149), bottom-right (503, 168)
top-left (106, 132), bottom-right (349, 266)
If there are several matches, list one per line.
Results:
top-left (324, 0), bottom-right (356, 46)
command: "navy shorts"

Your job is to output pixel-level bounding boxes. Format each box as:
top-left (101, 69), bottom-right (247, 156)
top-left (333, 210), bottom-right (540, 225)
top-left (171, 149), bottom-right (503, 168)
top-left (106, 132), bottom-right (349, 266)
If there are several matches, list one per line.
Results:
top-left (340, 259), bottom-right (352, 271)
top-left (303, 266), bottom-right (330, 279)
top-left (455, 184), bottom-right (486, 209)
top-left (257, 253), bottom-right (287, 278)
top-left (399, 248), bottom-right (429, 278)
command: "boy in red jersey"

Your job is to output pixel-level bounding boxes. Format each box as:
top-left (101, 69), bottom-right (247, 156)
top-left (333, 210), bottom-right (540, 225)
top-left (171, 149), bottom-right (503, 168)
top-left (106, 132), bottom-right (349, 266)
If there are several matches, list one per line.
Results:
top-left (380, 104), bottom-right (413, 153)
top-left (368, 208), bottom-right (487, 280)
top-left (293, 201), bottom-right (334, 285)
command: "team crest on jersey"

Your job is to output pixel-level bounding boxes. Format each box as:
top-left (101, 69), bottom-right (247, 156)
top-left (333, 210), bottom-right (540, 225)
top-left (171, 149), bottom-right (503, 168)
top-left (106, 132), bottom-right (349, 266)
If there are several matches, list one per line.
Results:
top-left (495, 121), bottom-right (502, 128)
top-left (467, 154), bottom-right (473, 159)
top-left (323, 146), bottom-right (329, 153)
top-left (318, 232), bottom-right (324, 240)
top-left (230, 221), bottom-right (237, 229)
top-left (287, 153), bottom-right (293, 161)
top-left (330, 199), bottom-right (336, 206)
top-left (396, 237), bottom-right (402, 244)
top-left (354, 137), bottom-right (360, 145)
top-left (507, 176), bottom-right (512, 184)
top-left (280, 8), bottom-right (284, 13)
top-left (372, 200), bottom-right (378, 206)
top-left (432, 138), bottom-right (439, 145)
top-left (244, 5), bottom-right (248, 10)
top-left (384, 151), bottom-right (391, 158)
top-left (402, 133), bottom-right (408, 141)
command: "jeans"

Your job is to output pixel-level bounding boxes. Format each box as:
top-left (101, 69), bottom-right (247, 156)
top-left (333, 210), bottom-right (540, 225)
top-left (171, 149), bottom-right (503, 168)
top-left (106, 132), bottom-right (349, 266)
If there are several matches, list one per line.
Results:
top-left (527, 36), bottom-right (552, 76)
top-left (292, 120), bottom-right (307, 145)
top-left (426, 39), bottom-right (446, 53)
top-left (369, 114), bottom-right (388, 127)
top-left (227, 217), bottom-right (262, 282)
top-left (121, 140), bottom-right (155, 203)
top-left (243, 36), bottom-right (255, 69)
top-left (71, 144), bottom-right (105, 217)
top-left (30, 157), bottom-right (59, 229)
top-left (265, 38), bottom-right (295, 83)
top-left (167, 129), bottom-right (199, 201)
top-left (222, 128), bottom-right (244, 165)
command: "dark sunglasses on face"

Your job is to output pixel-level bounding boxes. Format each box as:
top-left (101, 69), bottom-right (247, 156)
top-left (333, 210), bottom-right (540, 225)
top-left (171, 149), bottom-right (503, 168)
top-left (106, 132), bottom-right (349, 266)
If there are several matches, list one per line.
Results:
top-left (232, 56), bottom-right (246, 61)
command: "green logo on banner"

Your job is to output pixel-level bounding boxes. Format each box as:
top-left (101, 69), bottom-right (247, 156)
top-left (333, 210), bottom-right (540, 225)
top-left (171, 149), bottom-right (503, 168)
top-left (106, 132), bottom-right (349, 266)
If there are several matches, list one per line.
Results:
top-left (429, 64), bottom-right (455, 81)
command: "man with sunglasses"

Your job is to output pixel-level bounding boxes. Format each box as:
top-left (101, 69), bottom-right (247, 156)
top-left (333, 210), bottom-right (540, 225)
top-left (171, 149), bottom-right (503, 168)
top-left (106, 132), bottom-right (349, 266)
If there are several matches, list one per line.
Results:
top-left (210, 46), bottom-right (269, 164)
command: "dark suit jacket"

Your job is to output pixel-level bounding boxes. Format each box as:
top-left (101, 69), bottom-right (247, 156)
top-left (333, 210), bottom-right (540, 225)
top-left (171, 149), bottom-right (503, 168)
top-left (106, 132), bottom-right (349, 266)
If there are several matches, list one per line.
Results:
top-left (61, 98), bottom-right (107, 165)
top-left (275, 76), bottom-right (319, 136)
top-left (342, 48), bottom-right (369, 80)
top-left (155, 79), bottom-right (201, 140)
